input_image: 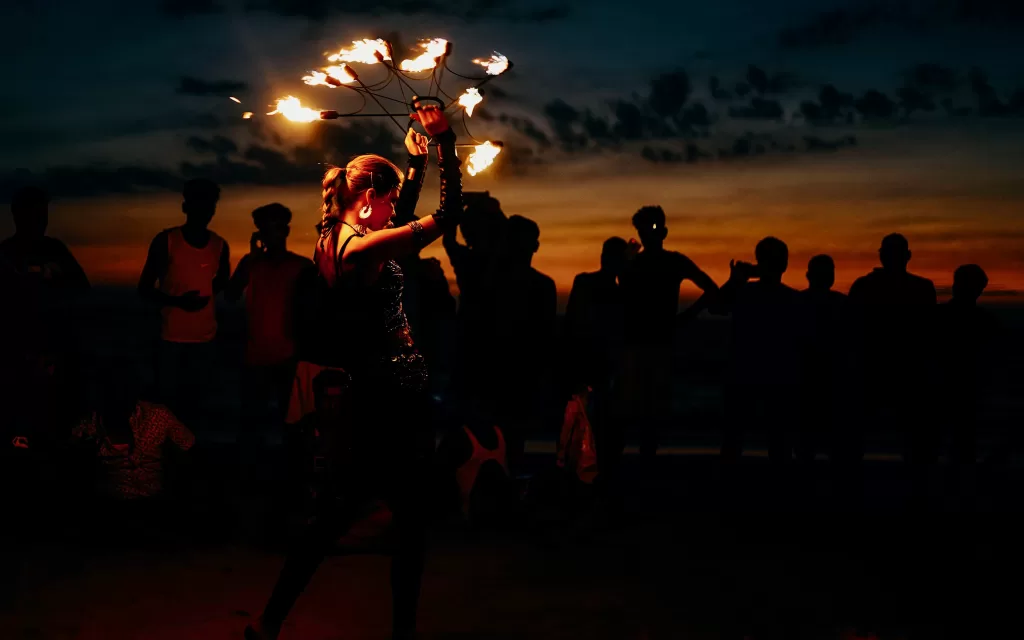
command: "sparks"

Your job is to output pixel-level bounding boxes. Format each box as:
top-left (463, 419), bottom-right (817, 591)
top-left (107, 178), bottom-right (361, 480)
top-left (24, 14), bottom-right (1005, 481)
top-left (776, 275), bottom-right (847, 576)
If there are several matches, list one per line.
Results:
top-left (400, 38), bottom-right (448, 72)
top-left (242, 112), bottom-right (253, 119)
top-left (466, 141), bottom-right (501, 176)
top-left (229, 96), bottom-right (242, 104)
top-left (473, 53), bottom-right (509, 76)
top-left (267, 96), bottom-right (321, 123)
top-left (327, 39), bottom-right (390, 65)
top-left (303, 64), bottom-right (356, 88)
top-left (457, 87), bottom-right (483, 117)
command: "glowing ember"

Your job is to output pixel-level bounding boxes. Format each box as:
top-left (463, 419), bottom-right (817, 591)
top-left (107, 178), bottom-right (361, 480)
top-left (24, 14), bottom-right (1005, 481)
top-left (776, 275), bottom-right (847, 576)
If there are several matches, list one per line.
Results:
top-left (466, 141), bottom-right (501, 176)
top-left (458, 87), bottom-right (483, 117)
top-left (400, 38), bottom-right (449, 72)
top-left (267, 96), bottom-right (322, 123)
top-left (327, 39), bottom-right (390, 65)
top-left (303, 64), bottom-right (356, 87)
top-left (242, 112), bottom-right (253, 119)
top-left (229, 96), bottom-right (241, 104)
top-left (473, 53), bottom-right (509, 76)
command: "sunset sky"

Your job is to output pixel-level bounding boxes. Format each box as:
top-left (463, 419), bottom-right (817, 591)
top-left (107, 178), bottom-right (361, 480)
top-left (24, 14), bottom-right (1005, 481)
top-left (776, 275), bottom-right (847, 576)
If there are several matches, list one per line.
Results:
top-left (3, 0), bottom-right (1024, 302)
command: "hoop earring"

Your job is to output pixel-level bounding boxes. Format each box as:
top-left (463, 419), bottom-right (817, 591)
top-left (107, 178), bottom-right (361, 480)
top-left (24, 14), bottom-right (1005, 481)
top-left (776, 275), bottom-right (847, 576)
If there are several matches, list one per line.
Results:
top-left (358, 204), bottom-right (372, 219)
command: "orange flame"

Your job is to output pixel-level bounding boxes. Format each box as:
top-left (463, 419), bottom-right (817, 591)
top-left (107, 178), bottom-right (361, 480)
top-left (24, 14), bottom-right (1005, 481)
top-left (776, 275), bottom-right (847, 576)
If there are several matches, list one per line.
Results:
top-left (400, 38), bottom-right (448, 72)
top-left (466, 141), bottom-right (501, 176)
top-left (303, 64), bottom-right (356, 87)
top-left (267, 96), bottom-right (322, 123)
top-left (242, 112), bottom-right (253, 119)
top-left (326, 39), bottom-right (390, 65)
top-left (457, 87), bottom-right (483, 117)
top-left (473, 53), bottom-right (509, 76)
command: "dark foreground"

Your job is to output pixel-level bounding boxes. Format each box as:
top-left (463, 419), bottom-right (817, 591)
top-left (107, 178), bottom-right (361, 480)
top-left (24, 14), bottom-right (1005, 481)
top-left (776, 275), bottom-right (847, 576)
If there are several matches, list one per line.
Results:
top-left (3, 449), bottom-right (1021, 640)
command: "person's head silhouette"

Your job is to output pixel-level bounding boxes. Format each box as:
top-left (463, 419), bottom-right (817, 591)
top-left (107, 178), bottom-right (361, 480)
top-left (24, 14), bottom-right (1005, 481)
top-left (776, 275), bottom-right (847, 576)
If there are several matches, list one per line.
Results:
top-left (807, 254), bottom-right (835, 291)
top-left (462, 196), bottom-right (506, 253)
top-left (252, 203), bottom-right (292, 254)
top-left (600, 237), bottom-right (629, 278)
top-left (632, 206), bottom-right (667, 250)
top-left (755, 236), bottom-right (788, 282)
top-left (11, 186), bottom-right (49, 239)
top-left (952, 264), bottom-right (988, 304)
top-left (879, 233), bottom-right (911, 273)
top-left (504, 215), bottom-right (540, 266)
top-left (182, 179), bottom-right (220, 229)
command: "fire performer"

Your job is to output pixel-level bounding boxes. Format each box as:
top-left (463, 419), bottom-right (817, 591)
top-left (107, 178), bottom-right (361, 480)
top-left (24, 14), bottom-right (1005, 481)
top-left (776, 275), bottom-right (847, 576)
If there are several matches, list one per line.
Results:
top-left (245, 101), bottom-right (462, 640)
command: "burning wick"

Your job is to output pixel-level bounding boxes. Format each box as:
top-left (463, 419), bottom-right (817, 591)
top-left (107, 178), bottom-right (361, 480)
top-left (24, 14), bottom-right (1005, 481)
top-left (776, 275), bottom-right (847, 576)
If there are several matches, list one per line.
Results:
top-left (400, 38), bottom-right (448, 72)
top-left (327, 38), bottom-right (391, 64)
top-left (457, 88), bottom-right (483, 117)
top-left (466, 141), bottom-right (502, 176)
top-left (473, 53), bottom-right (509, 76)
top-left (267, 96), bottom-right (322, 123)
top-left (229, 96), bottom-right (241, 104)
top-left (242, 112), bottom-right (253, 119)
top-left (303, 64), bottom-right (356, 88)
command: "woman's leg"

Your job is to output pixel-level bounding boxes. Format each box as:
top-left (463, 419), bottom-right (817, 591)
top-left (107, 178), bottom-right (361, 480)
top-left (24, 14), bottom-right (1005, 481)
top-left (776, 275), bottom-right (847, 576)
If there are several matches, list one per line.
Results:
top-left (259, 500), bottom-right (358, 634)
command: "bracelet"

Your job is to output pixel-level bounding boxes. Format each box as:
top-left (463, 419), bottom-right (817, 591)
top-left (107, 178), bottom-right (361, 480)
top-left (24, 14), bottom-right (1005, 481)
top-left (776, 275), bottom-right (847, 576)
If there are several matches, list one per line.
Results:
top-left (408, 220), bottom-right (426, 246)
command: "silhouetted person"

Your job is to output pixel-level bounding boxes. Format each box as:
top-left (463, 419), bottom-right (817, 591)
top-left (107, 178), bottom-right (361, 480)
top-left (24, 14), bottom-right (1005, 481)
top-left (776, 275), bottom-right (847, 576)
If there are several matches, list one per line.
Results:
top-left (226, 204), bottom-right (312, 439)
top-left (939, 264), bottom-right (998, 505)
top-left (798, 255), bottom-right (849, 469)
top-left (619, 206), bottom-right (718, 464)
top-left (490, 215), bottom-right (557, 470)
top-left (713, 237), bottom-right (802, 474)
top-left (443, 192), bottom-right (507, 412)
top-left (848, 234), bottom-right (937, 503)
top-left (0, 186), bottom-right (90, 449)
top-left (138, 179), bottom-right (230, 429)
top-left (563, 237), bottom-right (629, 493)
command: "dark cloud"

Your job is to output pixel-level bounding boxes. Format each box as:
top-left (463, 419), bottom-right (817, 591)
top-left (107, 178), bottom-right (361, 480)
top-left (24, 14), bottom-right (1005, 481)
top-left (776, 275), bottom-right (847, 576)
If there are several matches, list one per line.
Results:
top-left (729, 98), bottom-right (784, 121)
top-left (745, 65), bottom-right (800, 95)
top-left (176, 76), bottom-right (248, 97)
top-left (897, 86), bottom-right (936, 117)
top-left (640, 143), bottom-right (712, 165)
top-left (161, 0), bottom-right (221, 17)
top-left (779, 1), bottom-right (1024, 50)
top-left (709, 76), bottom-right (732, 101)
top-left (905, 63), bottom-right (958, 93)
top-left (648, 71), bottom-right (692, 119)
top-left (185, 134), bottom-right (239, 157)
top-left (1, 165), bottom-right (182, 201)
top-left (854, 90), bottom-right (896, 120)
top-left (243, 0), bottom-right (571, 22)
top-left (497, 113), bottom-right (552, 147)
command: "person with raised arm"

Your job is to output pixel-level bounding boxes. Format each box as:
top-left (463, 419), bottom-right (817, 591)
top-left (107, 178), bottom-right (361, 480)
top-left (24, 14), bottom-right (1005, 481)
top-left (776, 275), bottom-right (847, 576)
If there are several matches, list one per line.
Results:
top-left (246, 101), bottom-right (463, 640)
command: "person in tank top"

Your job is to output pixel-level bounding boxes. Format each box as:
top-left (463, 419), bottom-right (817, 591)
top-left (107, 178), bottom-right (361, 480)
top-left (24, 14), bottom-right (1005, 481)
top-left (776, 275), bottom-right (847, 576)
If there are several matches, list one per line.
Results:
top-left (138, 179), bottom-right (230, 429)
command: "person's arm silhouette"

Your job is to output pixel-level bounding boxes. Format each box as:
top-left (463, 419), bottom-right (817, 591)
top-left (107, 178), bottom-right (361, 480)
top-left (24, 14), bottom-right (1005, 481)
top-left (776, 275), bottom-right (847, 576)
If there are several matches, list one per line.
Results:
top-left (138, 230), bottom-right (206, 311)
top-left (225, 254), bottom-right (251, 303)
top-left (213, 241), bottom-right (230, 295)
top-left (708, 259), bottom-right (753, 315)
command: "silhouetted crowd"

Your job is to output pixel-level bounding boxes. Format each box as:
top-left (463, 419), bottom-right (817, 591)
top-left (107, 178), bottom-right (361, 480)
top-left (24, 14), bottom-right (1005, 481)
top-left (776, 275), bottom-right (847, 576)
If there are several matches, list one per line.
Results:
top-left (0, 182), bottom-right (1007, 526)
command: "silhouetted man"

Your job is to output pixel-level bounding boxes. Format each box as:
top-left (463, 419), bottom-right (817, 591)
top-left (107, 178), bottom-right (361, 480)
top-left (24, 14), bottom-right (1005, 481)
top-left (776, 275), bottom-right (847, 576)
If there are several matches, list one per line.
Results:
top-left (0, 186), bottom-right (90, 448)
top-left (798, 255), bottom-right (848, 468)
top-left (619, 205), bottom-right (718, 463)
top-left (713, 237), bottom-right (802, 470)
top-left (939, 264), bottom-right (998, 503)
top-left (227, 204), bottom-right (312, 440)
top-left (444, 193), bottom-right (506, 412)
top-left (848, 234), bottom-right (937, 500)
top-left (490, 215), bottom-right (557, 470)
top-left (138, 179), bottom-right (230, 429)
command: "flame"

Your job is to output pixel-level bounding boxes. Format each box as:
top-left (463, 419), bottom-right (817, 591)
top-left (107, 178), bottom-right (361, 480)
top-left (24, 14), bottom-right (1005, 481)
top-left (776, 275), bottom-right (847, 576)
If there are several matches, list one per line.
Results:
top-left (473, 53), bottom-right (509, 76)
top-left (242, 112), bottom-right (253, 119)
top-left (399, 38), bottom-right (448, 72)
top-left (267, 96), bottom-right (322, 123)
top-left (327, 39), bottom-right (390, 64)
top-left (303, 64), bottom-right (356, 87)
top-left (466, 141), bottom-right (501, 176)
top-left (457, 87), bottom-right (483, 117)
top-left (229, 96), bottom-right (241, 104)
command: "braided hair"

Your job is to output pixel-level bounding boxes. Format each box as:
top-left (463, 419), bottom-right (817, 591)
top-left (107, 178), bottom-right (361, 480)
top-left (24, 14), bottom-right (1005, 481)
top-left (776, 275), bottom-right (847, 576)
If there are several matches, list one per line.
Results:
top-left (318, 155), bottom-right (403, 235)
